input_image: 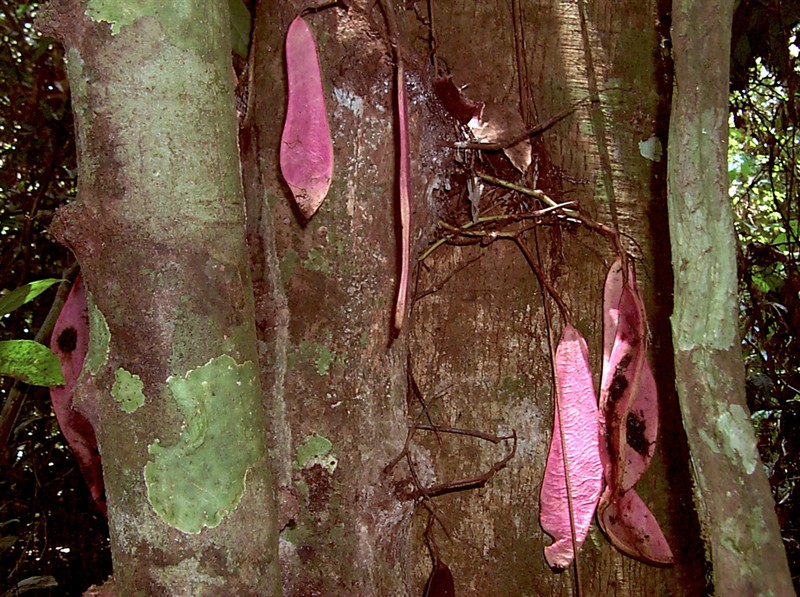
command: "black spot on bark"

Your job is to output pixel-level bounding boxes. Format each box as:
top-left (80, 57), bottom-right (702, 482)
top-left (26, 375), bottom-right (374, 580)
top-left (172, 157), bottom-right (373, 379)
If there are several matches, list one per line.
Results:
top-left (297, 544), bottom-right (315, 563)
top-left (57, 326), bottom-right (78, 353)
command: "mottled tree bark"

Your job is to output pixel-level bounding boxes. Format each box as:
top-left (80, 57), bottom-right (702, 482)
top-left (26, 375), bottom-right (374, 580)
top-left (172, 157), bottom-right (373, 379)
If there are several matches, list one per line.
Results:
top-left (404, 0), bottom-right (705, 594)
top-left (668, 0), bottom-right (794, 593)
top-left (39, 1), bottom-right (280, 594)
top-left (243, 2), bottom-right (425, 593)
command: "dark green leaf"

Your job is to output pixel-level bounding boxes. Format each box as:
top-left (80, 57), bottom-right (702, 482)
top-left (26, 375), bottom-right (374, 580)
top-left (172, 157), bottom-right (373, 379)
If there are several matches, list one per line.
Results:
top-left (228, 0), bottom-right (251, 58)
top-left (0, 340), bottom-right (64, 386)
top-left (0, 535), bottom-right (18, 554)
top-left (0, 278), bottom-right (62, 318)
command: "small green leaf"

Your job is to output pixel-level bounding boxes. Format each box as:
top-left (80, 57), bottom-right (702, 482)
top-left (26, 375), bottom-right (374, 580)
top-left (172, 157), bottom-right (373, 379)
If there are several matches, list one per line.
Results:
top-left (0, 279), bottom-right (62, 318)
top-left (0, 534), bottom-right (18, 553)
top-left (0, 340), bottom-right (65, 386)
top-left (228, 0), bottom-right (251, 58)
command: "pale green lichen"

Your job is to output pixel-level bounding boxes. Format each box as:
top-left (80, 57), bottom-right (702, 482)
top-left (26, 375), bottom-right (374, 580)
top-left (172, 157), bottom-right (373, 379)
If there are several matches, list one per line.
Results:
top-left (303, 247), bottom-right (333, 274)
top-left (84, 0), bottom-right (227, 58)
top-left (279, 249), bottom-right (299, 286)
top-left (496, 375), bottom-right (526, 399)
top-left (294, 434), bottom-right (337, 473)
top-left (145, 354), bottom-right (261, 534)
top-left (715, 405), bottom-right (759, 474)
top-left (85, 293), bottom-right (110, 375)
top-left (669, 107), bottom-right (739, 351)
top-left (593, 176), bottom-right (609, 204)
top-left (280, 523), bottom-right (310, 545)
top-left (315, 346), bottom-right (336, 376)
top-left (303, 230), bottom-right (345, 275)
top-left (64, 48), bottom-right (100, 183)
top-left (111, 367), bottom-right (145, 413)
top-left (719, 510), bottom-right (769, 572)
top-left (290, 339), bottom-right (346, 377)
top-left (699, 404), bottom-right (759, 475)
top-left (151, 557), bottom-right (225, 591)
top-left (64, 47), bottom-right (86, 99)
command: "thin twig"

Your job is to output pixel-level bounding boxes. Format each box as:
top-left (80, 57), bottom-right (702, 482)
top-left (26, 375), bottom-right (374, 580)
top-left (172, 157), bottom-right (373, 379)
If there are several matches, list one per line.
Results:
top-left (414, 253), bottom-right (484, 301)
top-left (408, 357), bottom-right (442, 446)
top-left (476, 172), bottom-right (579, 216)
top-left (514, 236), bottom-right (570, 322)
top-left (408, 431), bottom-right (517, 499)
top-left (383, 373), bottom-right (449, 475)
top-left (413, 424), bottom-right (515, 444)
top-left (419, 202), bottom-right (577, 262)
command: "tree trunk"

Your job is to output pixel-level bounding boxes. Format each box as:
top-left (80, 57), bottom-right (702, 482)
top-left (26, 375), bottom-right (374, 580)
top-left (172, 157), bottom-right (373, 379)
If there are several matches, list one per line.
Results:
top-left (243, 2), bottom-right (420, 593)
top-left (245, 0), bottom-right (707, 594)
top-left (39, 1), bottom-right (281, 594)
top-left (668, 0), bottom-right (794, 593)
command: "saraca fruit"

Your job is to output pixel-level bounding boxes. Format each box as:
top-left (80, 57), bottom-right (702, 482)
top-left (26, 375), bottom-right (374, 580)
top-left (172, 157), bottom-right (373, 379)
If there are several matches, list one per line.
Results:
top-left (597, 258), bottom-right (673, 565)
top-left (280, 17), bottom-right (333, 220)
top-left (50, 275), bottom-right (106, 515)
top-left (540, 324), bottom-right (603, 569)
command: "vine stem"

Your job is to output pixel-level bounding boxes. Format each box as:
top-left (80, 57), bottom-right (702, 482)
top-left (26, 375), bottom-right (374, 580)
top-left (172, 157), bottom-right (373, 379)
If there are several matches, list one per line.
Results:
top-left (376, 0), bottom-right (411, 333)
top-left (530, 230), bottom-right (583, 597)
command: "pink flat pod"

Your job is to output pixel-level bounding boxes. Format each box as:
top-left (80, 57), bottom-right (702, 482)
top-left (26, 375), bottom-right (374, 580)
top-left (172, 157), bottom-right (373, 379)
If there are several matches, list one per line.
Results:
top-left (599, 285), bottom-right (647, 488)
top-left (50, 275), bottom-right (105, 515)
top-left (280, 17), bottom-right (333, 220)
top-left (599, 488), bottom-right (674, 565)
top-left (540, 325), bottom-right (603, 569)
top-left (598, 259), bottom-right (670, 565)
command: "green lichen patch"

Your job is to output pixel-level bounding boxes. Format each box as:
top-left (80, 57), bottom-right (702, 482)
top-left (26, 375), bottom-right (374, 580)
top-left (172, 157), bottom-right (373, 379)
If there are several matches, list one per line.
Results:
top-left (85, 293), bottom-right (110, 375)
top-left (144, 354), bottom-right (261, 534)
top-left (151, 557), bottom-right (225, 591)
top-left (289, 339), bottom-right (347, 377)
top-left (303, 247), bottom-right (333, 274)
top-left (496, 374), bottom-right (526, 399)
top-left (294, 434), bottom-right (337, 473)
top-left (64, 48), bottom-right (87, 102)
top-left (84, 0), bottom-right (227, 57)
top-left (280, 522), bottom-right (310, 545)
top-left (111, 367), bottom-right (145, 413)
top-left (715, 405), bottom-right (759, 475)
top-left (279, 249), bottom-right (299, 286)
top-left (314, 346), bottom-right (336, 376)
top-left (302, 230), bottom-right (346, 275)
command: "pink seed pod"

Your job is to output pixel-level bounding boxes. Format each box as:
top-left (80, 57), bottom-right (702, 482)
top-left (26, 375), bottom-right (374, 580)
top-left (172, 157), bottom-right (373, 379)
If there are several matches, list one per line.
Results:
top-left (280, 17), bottom-right (334, 220)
